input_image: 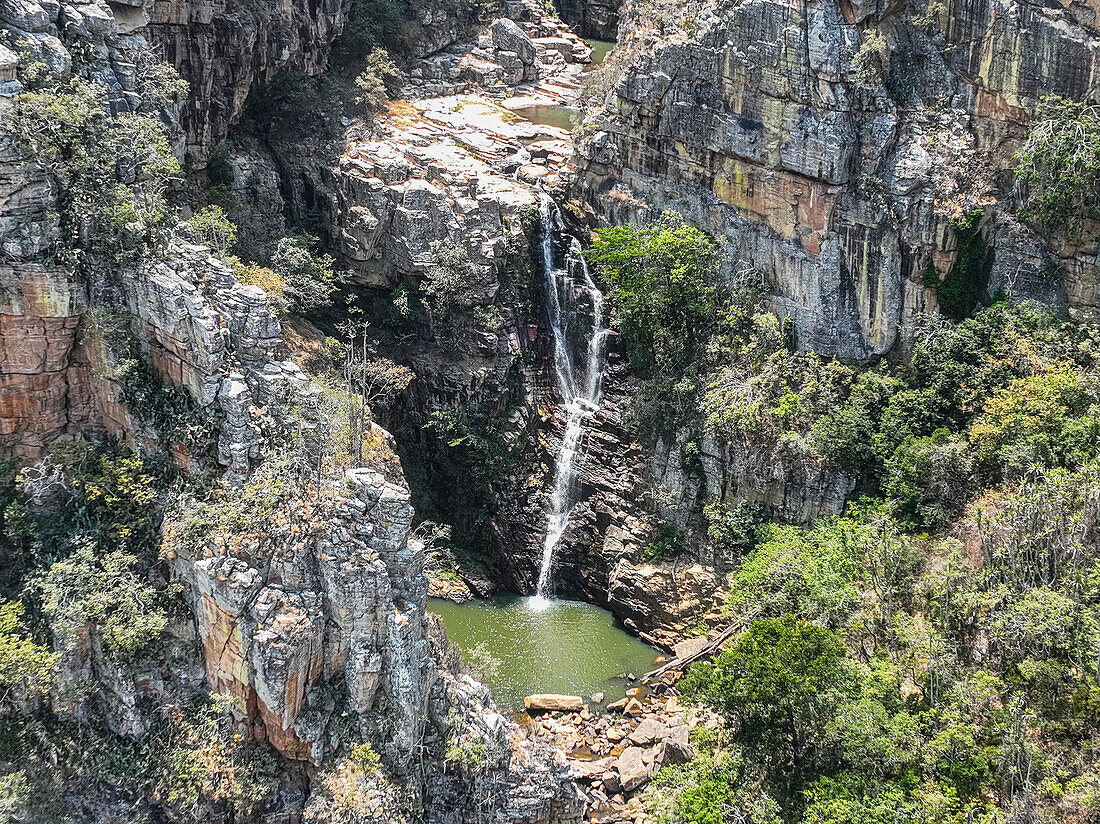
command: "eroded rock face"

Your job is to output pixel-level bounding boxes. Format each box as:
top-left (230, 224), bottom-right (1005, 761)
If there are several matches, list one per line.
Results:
top-left (572, 0), bottom-right (1100, 358)
top-left (171, 464), bottom-right (432, 767)
top-left (554, 0), bottom-right (619, 41)
top-left (146, 0), bottom-right (352, 165)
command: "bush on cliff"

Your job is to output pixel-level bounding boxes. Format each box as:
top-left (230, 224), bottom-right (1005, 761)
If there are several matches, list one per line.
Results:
top-left (1015, 96), bottom-right (1100, 239)
top-left (272, 234), bottom-right (345, 313)
top-left (9, 76), bottom-right (180, 267)
top-left (587, 213), bottom-right (720, 375)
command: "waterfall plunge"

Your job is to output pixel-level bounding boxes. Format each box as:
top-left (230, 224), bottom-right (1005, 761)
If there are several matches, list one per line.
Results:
top-left (530, 192), bottom-right (608, 611)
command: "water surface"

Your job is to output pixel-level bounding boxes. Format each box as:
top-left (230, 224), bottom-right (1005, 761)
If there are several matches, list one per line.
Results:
top-left (587, 39), bottom-right (615, 64)
top-left (429, 594), bottom-right (659, 711)
top-left (517, 105), bottom-right (581, 132)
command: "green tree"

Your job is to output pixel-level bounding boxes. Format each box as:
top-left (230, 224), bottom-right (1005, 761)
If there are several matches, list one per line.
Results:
top-left (353, 50), bottom-right (400, 111)
top-left (682, 616), bottom-right (849, 783)
top-left (884, 429), bottom-right (974, 532)
top-left (586, 213), bottom-right (720, 374)
top-left (187, 206), bottom-right (237, 258)
top-left (969, 365), bottom-right (1098, 477)
top-left (39, 540), bottom-right (167, 659)
top-left (0, 602), bottom-right (56, 705)
top-left (726, 522), bottom-right (864, 627)
top-left (420, 248), bottom-right (483, 323)
top-left (1014, 96), bottom-right (1100, 238)
top-left (703, 498), bottom-right (767, 559)
top-left (9, 77), bottom-right (180, 266)
top-left (272, 234), bottom-right (344, 313)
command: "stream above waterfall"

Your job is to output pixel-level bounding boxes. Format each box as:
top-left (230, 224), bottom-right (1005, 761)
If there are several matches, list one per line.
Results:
top-left (429, 595), bottom-right (660, 711)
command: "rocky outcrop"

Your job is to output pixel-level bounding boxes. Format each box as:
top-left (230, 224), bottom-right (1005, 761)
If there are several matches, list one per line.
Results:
top-left (169, 461), bottom-right (433, 768)
top-left (330, 95), bottom-right (573, 286)
top-left (146, 0), bottom-right (352, 165)
top-left (572, 0), bottom-right (1100, 359)
top-left (554, 0), bottom-right (619, 41)
top-left (653, 431), bottom-right (855, 531)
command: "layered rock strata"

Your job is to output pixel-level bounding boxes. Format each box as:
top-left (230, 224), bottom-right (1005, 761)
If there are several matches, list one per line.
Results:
top-left (0, 2), bottom-right (587, 816)
top-left (572, 0), bottom-right (1100, 359)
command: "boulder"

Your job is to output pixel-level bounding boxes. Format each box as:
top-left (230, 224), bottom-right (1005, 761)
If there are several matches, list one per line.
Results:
top-left (615, 746), bottom-right (651, 793)
top-left (627, 718), bottom-right (669, 746)
top-left (672, 635), bottom-right (710, 660)
top-left (0, 0), bottom-right (52, 31)
top-left (490, 18), bottom-right (535, 65)
top-left (658, 724), bottom-right (694, 766)
top-left (525, 693), bottom-right (585, 712)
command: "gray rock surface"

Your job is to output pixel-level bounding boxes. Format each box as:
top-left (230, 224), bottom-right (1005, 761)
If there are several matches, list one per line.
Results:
top-left (573, 0), bottom-right (1100, 358)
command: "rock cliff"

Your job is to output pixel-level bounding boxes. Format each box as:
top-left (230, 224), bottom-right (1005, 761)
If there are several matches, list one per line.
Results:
top-left (0, 0), bottom-right (583, 819)
top-left (572, 0), bottom-right (1100, 358)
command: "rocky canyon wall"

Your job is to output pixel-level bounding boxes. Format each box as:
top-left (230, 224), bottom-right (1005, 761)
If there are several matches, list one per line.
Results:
top-left (0, 1), bottom-right (583, 819)
top-left (572, 0), bottom-right (1100, 359)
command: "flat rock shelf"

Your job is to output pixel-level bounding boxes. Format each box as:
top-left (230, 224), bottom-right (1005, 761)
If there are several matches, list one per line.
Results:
top-left (429, 594), bottom-right (660, 711)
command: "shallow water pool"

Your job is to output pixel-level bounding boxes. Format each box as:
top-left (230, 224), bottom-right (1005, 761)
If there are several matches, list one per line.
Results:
top-left (587, 39), bottom-right (615, 64)
top-left (515, 104), bottom-right (581, 132)
top-left (429, 594), bottom-right (660, 711)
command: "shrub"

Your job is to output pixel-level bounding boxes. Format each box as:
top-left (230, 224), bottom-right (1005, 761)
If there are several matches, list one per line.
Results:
top-left (443, 709), bottom-right (495, 776)
top-left (727, 521), bottom-right (863, 626)
top-left (232, 257), bottom-right (288, 313)
top-left (137, 61), bottom-right (189, 106)
top-left (156, 696), bottom-right (277, 819)
top-left (853, 30), bottom-right (889, 87)
top-left (969, 365), bottom-right (1098, 477)
top-left (353, 50), bottom-right (400, 111)
top-left (0, 602), bottom-right (57, 702)
top-left (420, 248), bottom-right (482, 321)
top-left (332, 0), bottom-right (405, 65)
top-left (187, 206), bottom-right (237, 258)
top-left (9, 77), bottom-right (180, 266)
top-left (1014, 96), bottom-right (1100, 239)
top-left (810, 367), bottom-right (900, 477)
top-left (272, 234), bottom-right (344, 313)
top-left (38, 540), bottom-right (167, 659)
top-left (643, 522), bottom-right (686, 562)
top-left (650, 748), bottom-right (781, 824)
top-left (703, 499), bottom-right (767, 558)
top-left (884, 429), bottom-right (974, 532)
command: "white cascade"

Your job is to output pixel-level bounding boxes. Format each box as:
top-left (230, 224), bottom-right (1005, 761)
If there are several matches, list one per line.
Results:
top-left (530, 191), bottom-right (608, 610)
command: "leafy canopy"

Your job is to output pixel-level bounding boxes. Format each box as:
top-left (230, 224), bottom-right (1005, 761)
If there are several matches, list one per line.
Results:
top-left (1014, 96), bottom-right (1100, 239)
top-left (586, 213), bottom-right (721, 374)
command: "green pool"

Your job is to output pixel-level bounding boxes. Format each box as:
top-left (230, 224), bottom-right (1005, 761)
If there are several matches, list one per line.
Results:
top-left (517, 105), bottom-right (581, 132)
top-left (429, 594), bottom-right (660, 711)
top-left (587, 39), bottom-right (615, 63)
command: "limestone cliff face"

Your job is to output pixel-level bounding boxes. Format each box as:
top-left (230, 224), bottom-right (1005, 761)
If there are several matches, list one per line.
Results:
top-left (572, 0), bottom-right (1100, 358)
top-left (146, 0), bottom-right (352, 165)
top-left (554, 0), bottom-right (619, 41)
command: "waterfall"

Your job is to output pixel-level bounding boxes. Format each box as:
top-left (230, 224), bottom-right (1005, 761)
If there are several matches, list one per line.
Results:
top-left (530, 191), bottom-right (608, 610)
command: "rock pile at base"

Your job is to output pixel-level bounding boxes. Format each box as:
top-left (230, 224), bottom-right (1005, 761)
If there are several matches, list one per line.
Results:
top-left (524, 670), bottom-right (722, 824)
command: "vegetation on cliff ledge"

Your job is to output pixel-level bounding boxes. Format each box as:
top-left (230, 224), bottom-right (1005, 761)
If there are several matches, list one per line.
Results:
top-left (588, 218), bottom-right (1100, 824)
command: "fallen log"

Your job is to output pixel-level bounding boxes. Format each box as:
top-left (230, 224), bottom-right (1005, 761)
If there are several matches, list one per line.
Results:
top-left (641, 623), bottom-right (740, 683)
